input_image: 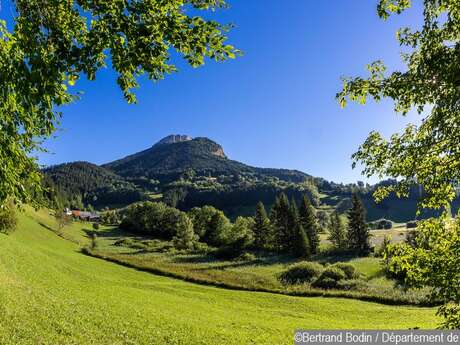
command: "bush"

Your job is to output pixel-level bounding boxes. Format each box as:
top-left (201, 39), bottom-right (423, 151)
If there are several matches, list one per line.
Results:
top-left (92, 223), bottom-right (100, 230)
top-left (336, 279), bottom-right (366, 291)
top-left (332, 263), bottom-right (360, 279)
top-left (0, 200), bottom-right (17, 234)
top-left (374, 219), bottom-right (393, 230)
top-left (312, 267), bottom-right (346, 289)
top-left (192, 242), bottom-right (210, 254)
top-left (278, 262), bottom-right (324, 284)
top-left (312, 277), bottom-right (338, 289)
top-left (235, 252), bottom-right (256, 261)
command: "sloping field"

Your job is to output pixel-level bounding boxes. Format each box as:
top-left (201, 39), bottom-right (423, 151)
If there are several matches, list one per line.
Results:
top-left (0, 211), bottom-right (437, 344)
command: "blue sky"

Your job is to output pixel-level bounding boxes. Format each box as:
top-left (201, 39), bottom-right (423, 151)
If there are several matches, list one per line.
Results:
top-left (2, 1), bottom-right (424, 183)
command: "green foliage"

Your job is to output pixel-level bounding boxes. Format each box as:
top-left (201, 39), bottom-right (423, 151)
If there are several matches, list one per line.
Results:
top-left (328, 211), bottom-right (347, 249)
top-left (347, 194), bottom-right (371, 255)
top-left (252, 201), bottom-right (272, 249)
top-left (278, 262), bottom-right (324, 284)
top-left (173, 214), bottom-right (198, 250)
top-left (213, 216), bottom-right (254, 258)
top-left (92, 223), bottom-right (100, 231)
top-left (299, 195), bottom-right (320, 254)
top-left (338, 0), bottom-right (460, 211)
top-left (0, 1), bottom-right (240, 207)
top-left (293, 223), bottom-right (311, 259)
top-left (375, 235), bottom-right (392, 258)
top-left (120, 202), bottom-right (189, 240)
top-left (270, 193), bottom-right (292, 252)
top-left (385, 216), bottom-right (460, 328)
top-left (44, 162), bottom-right (144, 208)
top-left (235, 252), bottom-right (256, 261)
top-left (338, 0), bottom-right (460, 327)
top-left (312, 267), bottom-right (346, 289)
top-left (0, 200), bottom-right (17, 234)
top-left (331, 263), bottom-right (360, 280)
top-left (203, 209), bottom-right (232, 247)
top-left (101, 210), bottom-right (121, 225)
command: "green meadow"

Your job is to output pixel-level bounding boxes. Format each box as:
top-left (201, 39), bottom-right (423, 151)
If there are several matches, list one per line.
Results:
top-left (0, 210), bottom-right (437, 344)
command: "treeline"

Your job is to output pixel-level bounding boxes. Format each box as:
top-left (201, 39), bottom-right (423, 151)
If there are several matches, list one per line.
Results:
top-left (118, 192), bottom-right (372, 258)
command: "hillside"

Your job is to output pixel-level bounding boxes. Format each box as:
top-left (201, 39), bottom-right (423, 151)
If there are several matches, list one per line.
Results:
top-left (103, 136), bottom-right (309, 183)
top-left (43, 162), bottom-right (144, 208)
top-left (0, 209), bottom-right (437, 344)
top-left (42, 135), bottom-right (459, 221)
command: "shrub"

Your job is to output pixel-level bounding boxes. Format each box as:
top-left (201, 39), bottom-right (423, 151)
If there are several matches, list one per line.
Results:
top-left (332, 262), bottom-right (360, 279)
top-left (192, 242), bottom-right (210, 254)
top-left (336, 279), bottom-right (366, 291)
top-left (0, 200), bottom-right (17, 234)
top-left (235, 252), bottom-right (256, 261)
top-left (312, 277), bottom-right (338, 289)
top-left (114, 238), bottom-right (134, 247)
top-left (312, 267), bottom-right (346, 289)
top-left (278, 262), bottom-right (324, 284)
top-left (92, 223), bottom-right (100, 230)
top-left (376, 219), bottom-right (393, 230)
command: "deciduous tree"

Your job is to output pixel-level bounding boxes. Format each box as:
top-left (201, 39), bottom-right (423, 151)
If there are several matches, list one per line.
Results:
top-left (338, 0), bottom-right (460, 326)
top-left (0, 0), bottom-right (240, 207)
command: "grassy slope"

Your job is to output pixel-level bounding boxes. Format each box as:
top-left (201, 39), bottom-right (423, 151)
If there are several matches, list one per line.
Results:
top-left (0, 211), bottom-right (437, 344)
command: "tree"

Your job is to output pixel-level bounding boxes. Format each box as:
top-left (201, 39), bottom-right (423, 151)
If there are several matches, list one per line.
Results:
top-left (0, 199), bottom-right (17, 234)
top-left (173, 214), bottom-right (198, 250)
top-left (0, 0), bottom-right (240, 208)
top-left (386, 216), bottom-right (460, 329)
top-left (298, 195), bottom-right (319, 254)
top-left (252, 202), bottom-right (272, 249)
top-left (293, 223), bottom-right (310, 259)
top-left (270, 193), bottom-right (291, 252)
top-left (337, 1), bottom-right (460, 326)
top-left (328, 211), bottom-right (347, 249)
top-left (347, 194), bottom-right (371, 255)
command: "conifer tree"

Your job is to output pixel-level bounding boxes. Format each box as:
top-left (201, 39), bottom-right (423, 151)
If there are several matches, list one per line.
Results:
top-left (347, 193), bottom-right (371, 255)
top-left (328, 211), bottom-right (347, 249)
top-left (293, 223), bottom-right (311, 258)
top-left (253, 201), bottom-right (271, 249)
top-left (299, 195), bottom-right (320, 254)
top-left (270, 193), bottom-right (291, 252)
top-left (288, 197), bottom-right (299, 243)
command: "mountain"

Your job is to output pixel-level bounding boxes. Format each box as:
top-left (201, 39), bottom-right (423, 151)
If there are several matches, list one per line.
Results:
top-left (42, 134), bottom-right (459, 221)
top-left (103, 136), bottom-right (309, 183)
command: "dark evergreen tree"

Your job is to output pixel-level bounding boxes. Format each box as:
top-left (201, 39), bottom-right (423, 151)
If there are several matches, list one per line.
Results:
top-left (293, 223), bottom-right (311, 258)
top-left (347, 193), bottom-right (371, 255)
top-left (299, 195), bottom-right (320, 254)
top-left (253, 201), bottom-right (271, 249)
top-left (288, 197), bottom-right (299, 245)
top-left (270, 193), bottom-right (291, 252)
top-left (328, 211), bottom-right (347, 249)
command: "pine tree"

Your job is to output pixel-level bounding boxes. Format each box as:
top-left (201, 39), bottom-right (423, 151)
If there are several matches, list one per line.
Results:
top-left (288, 197), bottom-right (299, 243)
top-left (299, 195), bottom-right (320, 254)
top-left (293, 223), bottom-right (311, 258)
top-left (328, 211), bottom-right (347, 249)
top-left (253, 201), bottom-right (271, 249)
top-left (270, 193), bottom-right (291, 252)
top-left (347, 193), bottom-right (371, 255)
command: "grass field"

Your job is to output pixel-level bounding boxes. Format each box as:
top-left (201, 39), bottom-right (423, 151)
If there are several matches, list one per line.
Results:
top-left (0, 210), bottom-right (438, 344)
